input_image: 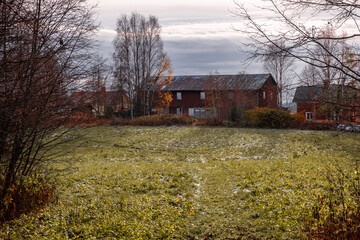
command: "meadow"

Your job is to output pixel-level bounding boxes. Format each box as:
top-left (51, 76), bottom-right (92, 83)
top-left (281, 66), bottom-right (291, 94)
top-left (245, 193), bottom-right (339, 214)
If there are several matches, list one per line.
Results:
top-left (2, 126), bottom-right (360, 239)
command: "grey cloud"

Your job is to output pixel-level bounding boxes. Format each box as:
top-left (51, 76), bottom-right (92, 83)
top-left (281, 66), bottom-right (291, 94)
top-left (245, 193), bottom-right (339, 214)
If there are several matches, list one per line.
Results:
top-left (164, 38), bottom-right (262, 75)
top-left (92, 28), bottom-right (263, 76)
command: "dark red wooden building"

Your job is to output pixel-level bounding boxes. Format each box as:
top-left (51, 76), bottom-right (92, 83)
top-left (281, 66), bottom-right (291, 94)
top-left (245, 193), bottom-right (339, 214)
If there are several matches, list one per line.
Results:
top-left (293, 85), bottom-right (359, 122)
top-left (162, 74), bottom-right (278, 120)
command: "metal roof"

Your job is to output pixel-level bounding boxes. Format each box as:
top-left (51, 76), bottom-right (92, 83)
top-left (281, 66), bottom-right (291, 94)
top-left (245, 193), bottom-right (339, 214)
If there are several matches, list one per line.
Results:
top-left (293, 86), bottom-right (324, 103)
top-left (163, 74), bottom-right (274, 91)
top-left (293, 84), bottom-right (357, 103)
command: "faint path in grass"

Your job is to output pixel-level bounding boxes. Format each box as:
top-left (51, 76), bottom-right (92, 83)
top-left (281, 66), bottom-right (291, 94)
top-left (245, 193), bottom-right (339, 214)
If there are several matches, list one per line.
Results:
top-left (3, 126), bottom-right (360, 239)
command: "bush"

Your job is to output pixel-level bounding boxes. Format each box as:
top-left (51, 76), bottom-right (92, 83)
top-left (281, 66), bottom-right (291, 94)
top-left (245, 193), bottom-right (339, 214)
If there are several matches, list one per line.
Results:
top-left (296, 121), bottom-right (338, 131)
top-left (294, 111), bottom-right (306, 124)
top-left (64, 113), bottom-right (111, 127)
top-left (245, 107), bottom-right (296, 129)
top-left (229, 102), bottom-right (244, 122)
top-left (128, 114), bottom-right (198, 126)
top-left (302, 165), bottom-right (360, 239)
top-left (104, 105), bottom-right (114, 118)
top-left (197, 118), bottom-right (224, 127)
top-left (114, 110), bottom-right (130, 119)
top-left (0, 174), bottom-right (56, 223)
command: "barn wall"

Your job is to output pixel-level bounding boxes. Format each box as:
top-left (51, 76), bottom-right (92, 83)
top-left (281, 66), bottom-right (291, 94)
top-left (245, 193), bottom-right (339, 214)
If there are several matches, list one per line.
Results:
top-left (166, 77), bottom-right (278, 120)
top-left (168, 91), bottom-right (207, 116)
top-left (258, 78), bottom-right (278, 108)
top-left (296, 102), bottom-right (325, 120)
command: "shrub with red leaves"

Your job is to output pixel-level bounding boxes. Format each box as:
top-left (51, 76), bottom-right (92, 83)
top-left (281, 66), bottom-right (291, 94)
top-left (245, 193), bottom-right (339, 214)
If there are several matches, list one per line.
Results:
top-left (0, 174), bottom-right (56, 223)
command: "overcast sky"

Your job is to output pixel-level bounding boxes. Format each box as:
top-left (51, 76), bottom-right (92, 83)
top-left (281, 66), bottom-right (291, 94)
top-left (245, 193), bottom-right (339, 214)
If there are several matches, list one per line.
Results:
top-left (88, 0), bottom-right (264, 76)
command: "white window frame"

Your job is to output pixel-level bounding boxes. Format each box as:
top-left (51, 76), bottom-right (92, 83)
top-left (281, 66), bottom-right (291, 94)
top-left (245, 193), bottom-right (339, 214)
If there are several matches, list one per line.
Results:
top-left (263, 91), bottom-right (266, 100)
top-left (200, 91), bottom-right (205, 100)
top-left (176, 92), bottom-right (182, 100)
top-left (305, 112), bottom-right (313, 120)
top-left (188, 108), bottom-right (195, 116)
top-left (228, 91), bottom-right (233, 100)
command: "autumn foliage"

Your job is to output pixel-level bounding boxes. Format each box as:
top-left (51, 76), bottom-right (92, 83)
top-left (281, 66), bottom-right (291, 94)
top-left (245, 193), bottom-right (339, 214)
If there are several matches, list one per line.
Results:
top-left (0, 174), bottom-right (56, 223)
top-left (155, 56), bottom-right (174, 112)
top-left (245, 107), bottom-right (296, 128)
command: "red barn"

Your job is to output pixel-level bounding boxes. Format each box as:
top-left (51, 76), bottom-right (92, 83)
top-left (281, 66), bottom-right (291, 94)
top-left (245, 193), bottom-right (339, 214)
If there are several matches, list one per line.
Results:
top-left (162, 74), bottom-right (278, 120)
top-left (293, 85), bottom-right (359, 122)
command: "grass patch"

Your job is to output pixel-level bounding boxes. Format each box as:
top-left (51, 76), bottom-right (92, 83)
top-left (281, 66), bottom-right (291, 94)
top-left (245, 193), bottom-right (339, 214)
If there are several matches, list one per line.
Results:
top-left (1, 126), bottom-right (359, 239)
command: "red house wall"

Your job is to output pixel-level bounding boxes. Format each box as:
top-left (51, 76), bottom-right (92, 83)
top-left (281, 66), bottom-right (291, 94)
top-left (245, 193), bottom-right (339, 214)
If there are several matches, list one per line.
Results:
top-left (296, 102), bottom-right (325, 120)
top-left (167, 77), bottom-right (278, 119)
top-left (258, 79), bottom-right (278, 108)
top-left (297, 101), bottom-right (359, 122)
top-left (217, 91), bottom-right (258, 120)
top-left (170, 92), bottom-right (205, 108)
top-left (169, 91), bottom-right (206, 115)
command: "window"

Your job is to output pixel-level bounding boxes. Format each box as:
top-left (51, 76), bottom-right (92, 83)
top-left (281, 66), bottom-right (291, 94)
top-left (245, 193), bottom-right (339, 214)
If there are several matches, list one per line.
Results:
top-left (200, 92), bottom-right (205, 100)
top-left (228, 91), bottom-right (233, 100)
top-left (306, 112), bottom-right (313, 120)
top-left (194, 108), bottom-right (206, 119)
top-left (188, 108), bottom-right (194, 116)
top-left (263, 91), bottom-right (266, 100)
top-left (176, 92), bottom-right (182, 100)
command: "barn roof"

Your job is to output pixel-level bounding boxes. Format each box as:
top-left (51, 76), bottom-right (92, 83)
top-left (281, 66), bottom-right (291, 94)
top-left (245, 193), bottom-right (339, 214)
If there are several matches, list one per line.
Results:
top-left (293, 85), bottom-right (324, 103)
top-left (292, 84), bottom-right (355, 103)
top-left (163, 74), bottom-right (275, 91)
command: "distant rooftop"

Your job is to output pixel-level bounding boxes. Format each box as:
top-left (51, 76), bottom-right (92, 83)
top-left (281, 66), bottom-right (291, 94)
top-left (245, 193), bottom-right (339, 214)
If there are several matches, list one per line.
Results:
top-left (293, 84), bottom-right (356, 103)
top-left (293, 85), bottom-right (324, 103)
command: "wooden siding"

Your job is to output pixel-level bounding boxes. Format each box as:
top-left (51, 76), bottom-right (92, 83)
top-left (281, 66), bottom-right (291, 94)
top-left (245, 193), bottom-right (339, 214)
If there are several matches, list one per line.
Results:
top-left (296, 102), bottom-right (322, 120)
top-left (167, 77), bottom-right (278, 120)
top-left (297, 102), bottom-right (359, 122)
top-left (170, 91), bottom-right (206, 110)
top-left (258, 78), bottom-right (278, 108)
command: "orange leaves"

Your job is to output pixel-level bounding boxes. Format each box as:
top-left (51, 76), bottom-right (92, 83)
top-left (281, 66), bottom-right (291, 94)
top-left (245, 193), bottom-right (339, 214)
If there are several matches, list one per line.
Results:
top-left (157, 91), bottom-right (173, 110)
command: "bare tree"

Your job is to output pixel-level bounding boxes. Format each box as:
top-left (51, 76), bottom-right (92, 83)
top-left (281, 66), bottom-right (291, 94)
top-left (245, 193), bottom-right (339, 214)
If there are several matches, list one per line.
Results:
top-left (263, 41), bottom-right (295, 107)
top-left (204, 75), bottom-right (221, 119)
top-left (233, 0), bottom-right (360, 84)
top-left (297, 27), bottom-right (359, 120)
top-left (85, 55), bottom-right (110, 116)
top-left (113, 12), bottom-right (171, 118)
top-left (233, 0), bottom-right (360, 118)
top-left (0, 0), bottom-right (98, 217)
top-left (300, 63), bottom-right (321, 86)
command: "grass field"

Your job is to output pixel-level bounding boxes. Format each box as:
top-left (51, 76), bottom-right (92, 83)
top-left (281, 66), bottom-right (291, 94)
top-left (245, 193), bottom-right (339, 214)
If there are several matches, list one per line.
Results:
top-left (2, 126), bottom-right (360, 239)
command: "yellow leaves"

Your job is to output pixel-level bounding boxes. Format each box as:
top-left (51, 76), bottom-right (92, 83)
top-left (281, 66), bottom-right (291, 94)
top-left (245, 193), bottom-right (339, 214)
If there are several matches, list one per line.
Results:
top-left (157, 91), bottom-right (173, 110)
top-left (151, 54), bottom-right (173, 111)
